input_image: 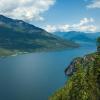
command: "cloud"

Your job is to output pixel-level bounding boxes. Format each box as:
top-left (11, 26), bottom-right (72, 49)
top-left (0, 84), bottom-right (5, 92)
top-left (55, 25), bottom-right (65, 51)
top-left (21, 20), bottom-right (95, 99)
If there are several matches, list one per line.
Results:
top-left (0, 0), bottom-right (56, 21)
top-left (72, 18), bottom-right (94, 27)
top-left (87, 0), bottom-right (100, 8)
top-left (72, 18), bottom-right (97, 32)
top-left (44, 18), bottom-right (97, 32)
top-left (45, 24), bottom-right (70, 32)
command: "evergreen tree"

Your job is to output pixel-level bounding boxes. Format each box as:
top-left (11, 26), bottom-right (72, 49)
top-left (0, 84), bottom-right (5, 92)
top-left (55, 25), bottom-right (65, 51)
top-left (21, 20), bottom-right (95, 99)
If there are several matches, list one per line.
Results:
top-left (97, 37), bottom-right (100, 53)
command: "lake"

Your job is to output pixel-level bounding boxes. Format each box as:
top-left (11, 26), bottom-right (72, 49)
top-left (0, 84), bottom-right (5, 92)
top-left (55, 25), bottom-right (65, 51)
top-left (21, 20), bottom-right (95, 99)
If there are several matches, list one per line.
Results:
top-left (0, 43), bottom-right (96, 100)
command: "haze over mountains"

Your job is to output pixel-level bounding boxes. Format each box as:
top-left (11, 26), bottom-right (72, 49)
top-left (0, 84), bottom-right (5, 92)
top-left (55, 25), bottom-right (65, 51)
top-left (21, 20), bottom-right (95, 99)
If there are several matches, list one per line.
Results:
top-left (0, 15), bottom-right (78, 56)
top-left (55, 31), bottom-right (100, 43)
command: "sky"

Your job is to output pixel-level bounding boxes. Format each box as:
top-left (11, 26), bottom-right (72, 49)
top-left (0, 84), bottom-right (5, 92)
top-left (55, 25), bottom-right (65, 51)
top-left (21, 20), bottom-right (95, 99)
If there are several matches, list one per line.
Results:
top-left (0, 0), bottom-right (100, 33)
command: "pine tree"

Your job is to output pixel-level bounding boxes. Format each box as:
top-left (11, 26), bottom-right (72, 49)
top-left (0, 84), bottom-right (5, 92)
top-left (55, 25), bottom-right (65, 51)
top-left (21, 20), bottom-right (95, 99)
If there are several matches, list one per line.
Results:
top-left (97, 37), bottom-right (100, 54)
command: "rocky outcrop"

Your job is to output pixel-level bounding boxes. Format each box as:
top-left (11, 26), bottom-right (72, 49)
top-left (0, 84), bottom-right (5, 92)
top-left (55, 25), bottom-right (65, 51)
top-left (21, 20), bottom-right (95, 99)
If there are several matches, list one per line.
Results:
top-left (65, 53), bottom-right (97, 76)
top-left (50, 52), bottom-right (100, 100)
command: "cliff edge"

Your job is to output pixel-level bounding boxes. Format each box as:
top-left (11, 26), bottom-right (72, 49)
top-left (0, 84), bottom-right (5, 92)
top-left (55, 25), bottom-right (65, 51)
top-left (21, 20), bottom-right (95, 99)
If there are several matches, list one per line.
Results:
top-left (50, 52), bottom-right (100, 100)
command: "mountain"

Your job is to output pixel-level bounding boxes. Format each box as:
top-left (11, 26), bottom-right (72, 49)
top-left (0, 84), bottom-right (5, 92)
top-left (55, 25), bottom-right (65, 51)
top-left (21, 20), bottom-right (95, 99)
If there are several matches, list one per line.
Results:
top-left (0, 15), bottom-right (78, 56)
top-left (50, 41), bottom-right (100, 100)
top-left (55, 31), bottom-right (100, 43)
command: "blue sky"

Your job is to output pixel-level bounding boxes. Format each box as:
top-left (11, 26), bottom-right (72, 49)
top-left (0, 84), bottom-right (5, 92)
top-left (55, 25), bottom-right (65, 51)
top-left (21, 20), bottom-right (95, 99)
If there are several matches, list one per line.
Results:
top-left (0, 0), bottom-right (100, 32)
top-left (41, 0), bottom-right (88, 24)
top-left (51, 0), bottom-right (100, 25)
top-left (38, 0), bottom-right (100, 32)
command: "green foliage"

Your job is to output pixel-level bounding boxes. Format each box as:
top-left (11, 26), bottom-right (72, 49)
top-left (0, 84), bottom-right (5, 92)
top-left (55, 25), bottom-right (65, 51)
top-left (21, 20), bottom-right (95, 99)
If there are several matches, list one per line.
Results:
top-left (0, 15), bottom-right (79, 56)
top-left (50, 53), bottom-right (100, 100)
top-left (0, 25), bottom-right (78, 56)
top-left (0, 48), bottom-right (14, 56)
top-left (97, 37), bottom-right (100, 53)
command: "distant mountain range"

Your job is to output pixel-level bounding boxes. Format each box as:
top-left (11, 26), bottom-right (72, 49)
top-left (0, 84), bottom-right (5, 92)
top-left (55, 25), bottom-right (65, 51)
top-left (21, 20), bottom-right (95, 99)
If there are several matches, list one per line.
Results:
top-left (55, 31), bottom-right (100, 43)
top-left (0, 15), bottom-right (78, 56)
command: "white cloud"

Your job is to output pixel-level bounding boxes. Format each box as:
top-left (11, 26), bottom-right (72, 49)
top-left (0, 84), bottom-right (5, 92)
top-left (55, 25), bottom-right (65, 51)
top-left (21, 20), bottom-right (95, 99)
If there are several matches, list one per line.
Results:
top-left (72, 18), bottom-right (97, 32)
top-left (74, 25), bottom-right (97, 32)
top-left (72, 18), bottom-right (94, 27)
top-left (0, 0), bottom-right (56, 21)
top-left (87, 0), bottom-right (100, 8)
top-left (45, 25), bottom-right (57, 32)
top-left (45, 24), bottom-right (70, 32)
top-left (44, 18), bottom-right (97, 33)
top-left (58, 25), bottom-right (70, 32)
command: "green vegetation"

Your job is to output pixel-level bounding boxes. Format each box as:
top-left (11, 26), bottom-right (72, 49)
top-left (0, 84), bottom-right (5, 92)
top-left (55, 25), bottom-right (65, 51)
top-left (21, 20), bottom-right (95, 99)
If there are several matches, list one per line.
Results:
top-left (0, 15), bottom-right (79, 56)
top-left (0, 48), bottom-right (14, 56)
top-left (97, 37), bottom-right (100, 53)
top-left (50, 38), bottom-right (100, 100)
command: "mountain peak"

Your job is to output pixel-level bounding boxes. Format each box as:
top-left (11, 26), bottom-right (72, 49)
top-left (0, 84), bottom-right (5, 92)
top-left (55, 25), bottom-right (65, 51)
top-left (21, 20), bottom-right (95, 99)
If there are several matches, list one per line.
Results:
top-left (0, 15), bottom-right (78, 56)
top-left (0, 14), bottom-right (44, 33)
top-left (0, 14), bottom-right (6, 18)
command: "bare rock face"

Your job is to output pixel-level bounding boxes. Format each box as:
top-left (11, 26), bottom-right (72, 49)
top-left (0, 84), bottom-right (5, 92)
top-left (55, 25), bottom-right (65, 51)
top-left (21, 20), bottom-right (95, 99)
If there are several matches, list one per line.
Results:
top-left (65, 53), bottom-right (97, 76)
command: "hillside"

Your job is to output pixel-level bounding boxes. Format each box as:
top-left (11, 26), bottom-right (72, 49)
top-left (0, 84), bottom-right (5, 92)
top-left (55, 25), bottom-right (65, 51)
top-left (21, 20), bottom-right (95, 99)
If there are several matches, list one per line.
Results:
top-left (0, 15), bottom-right (78, 56)
top-left (50, 38), bottom-right (100, 100)
top-left (50, 53), bottom-right (100, 100)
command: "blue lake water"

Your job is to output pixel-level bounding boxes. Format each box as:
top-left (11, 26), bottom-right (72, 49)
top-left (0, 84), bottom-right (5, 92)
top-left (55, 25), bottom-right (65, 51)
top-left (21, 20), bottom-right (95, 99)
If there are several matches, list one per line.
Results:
top-left (0, 43), bottom-right (96, 100)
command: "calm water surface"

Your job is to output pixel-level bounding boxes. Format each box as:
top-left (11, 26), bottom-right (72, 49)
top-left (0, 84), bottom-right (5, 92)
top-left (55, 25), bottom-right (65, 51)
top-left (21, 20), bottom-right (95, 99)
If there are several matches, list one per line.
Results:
top-left (0, 43), bottom-right (96, 100)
